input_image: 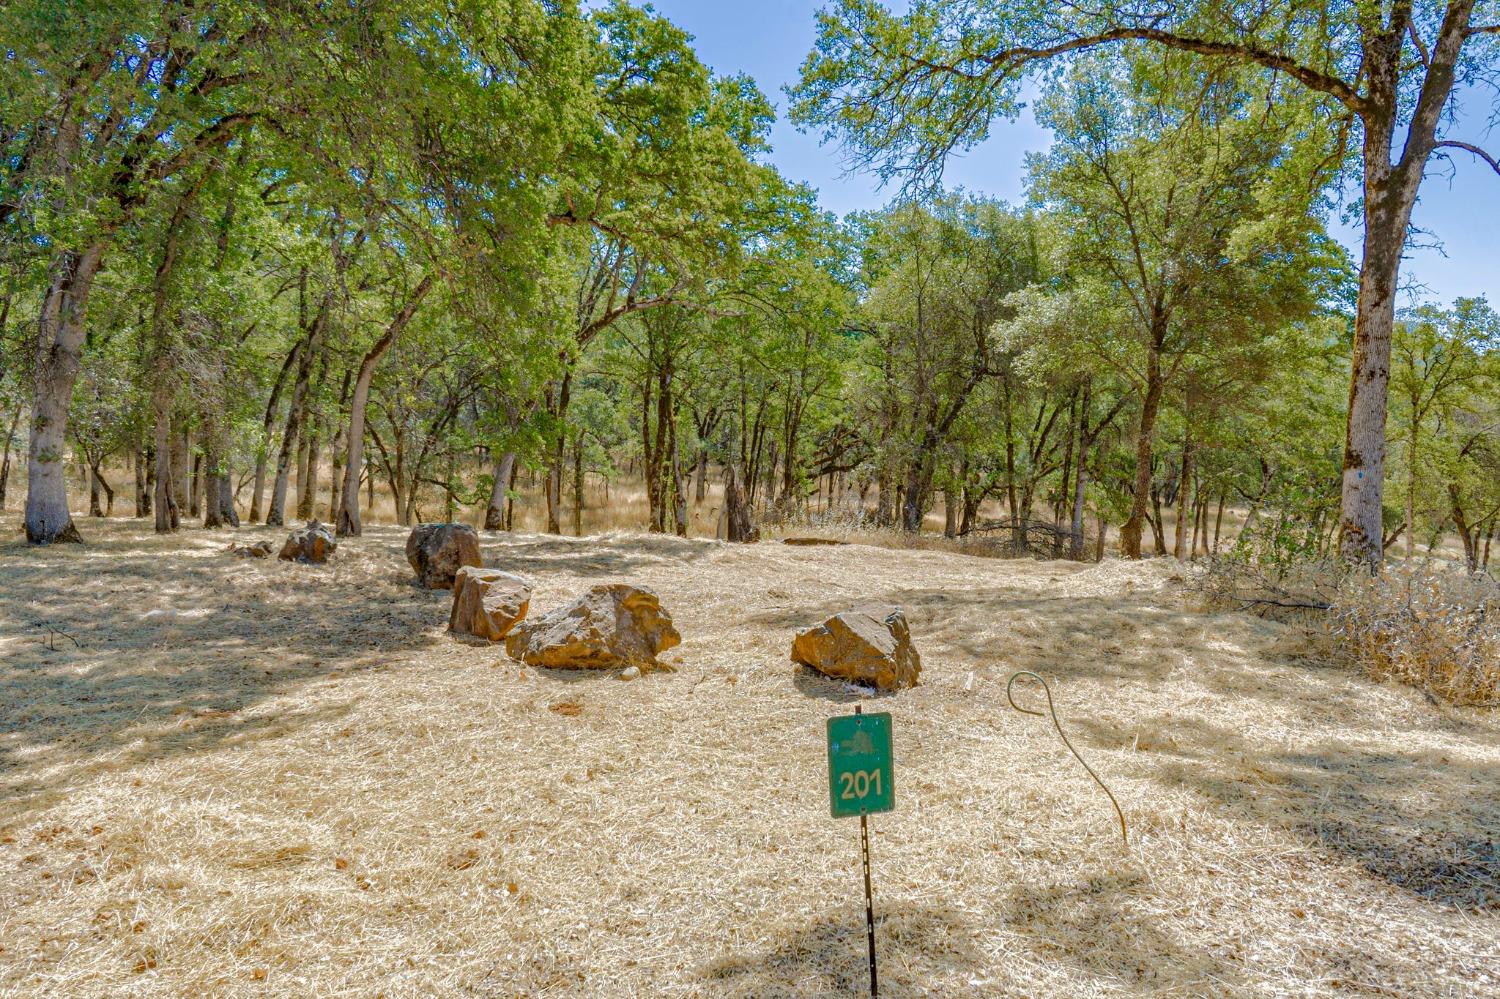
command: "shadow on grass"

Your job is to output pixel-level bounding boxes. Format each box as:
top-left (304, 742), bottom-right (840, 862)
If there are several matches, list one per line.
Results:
top-left (1077, 711), bottom-right (1500, 912)
top-left (0, 521), bottom-right (447, 827)
top-left (1000, 869), bottom-right (1249, 994)
top-left (0, 520), bottom-right (731, 828)
top-left (481, 530), bottom-right (718, 580)
top-left (700, 903), bottom-right (981, 998)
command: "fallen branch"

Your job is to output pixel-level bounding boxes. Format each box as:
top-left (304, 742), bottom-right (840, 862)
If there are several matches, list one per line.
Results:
top-left (1232, 597), bottom-right (1332, 611)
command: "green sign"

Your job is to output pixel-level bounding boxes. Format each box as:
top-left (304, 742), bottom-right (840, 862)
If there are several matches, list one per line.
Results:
top-left (826, 711), bottom-right (894, 818)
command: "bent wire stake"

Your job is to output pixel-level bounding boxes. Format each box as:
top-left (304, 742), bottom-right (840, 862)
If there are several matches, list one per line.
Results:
top-left (1006, 670), bottom-right (1129, 849)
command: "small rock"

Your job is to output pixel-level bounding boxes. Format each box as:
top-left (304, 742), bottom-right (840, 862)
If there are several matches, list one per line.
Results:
top-left (448, 567), bottom-right (532, 641)
top-left (791, 606), bottom-right (921, 690)
top-left (278, 520), bottom-right (337, 563)
top-left (406, 523), bottom-right (482, 589)
top-left (618, 666), bottom-right (641, 681)
top-left (505, 583), bottom-right (681, 669)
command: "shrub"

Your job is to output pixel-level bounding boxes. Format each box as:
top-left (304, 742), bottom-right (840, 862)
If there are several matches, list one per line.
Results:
top-left (1194, 552), bottom-right (1339, 625)
top-left (1332, 565), bottom-right (1500, 706)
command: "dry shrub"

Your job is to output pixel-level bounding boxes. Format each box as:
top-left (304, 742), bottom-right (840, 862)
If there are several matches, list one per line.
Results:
top-left (761, 504), bottom-right (1093, 560)
top-left (1193, 555), bottom-right (1340, 625)
top-left (1333, 565), bottom-right (1500, 706)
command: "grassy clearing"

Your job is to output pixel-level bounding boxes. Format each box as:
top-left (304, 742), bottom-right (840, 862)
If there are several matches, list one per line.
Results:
top-left (1, 516), bottom-right (1497, 997)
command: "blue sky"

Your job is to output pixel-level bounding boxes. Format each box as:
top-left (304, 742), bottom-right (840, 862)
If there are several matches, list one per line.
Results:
top-left (646, 0), bottom-right (1498, 307)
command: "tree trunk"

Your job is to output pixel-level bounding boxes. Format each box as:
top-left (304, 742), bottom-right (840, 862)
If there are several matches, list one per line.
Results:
top-left (25, 243), bottom-right (107, 543)
top-left (0, 403), bottom-right (20, 511)
top-left (338, 275), bottom-right (432, 536)
top-left (1404, 409), bottom-right (1419, 560)
top-left (202, 436), bottom-right (238, 529)
top-left (295, 429), bottom-right (313, 520)
top-left (959, 459), bottom-right (980, 536)
top-left (269, 336), bottom-right (319, 527)
top-left (724, 463), bottom-right (756, 542)
top-left (131, 449), bottom-right (145, 516)
top-left (505, 461), bottom-right (518, 530)
top-left (220, 472), bottom-right (239, 526)
top-left (1120, 342), bottom-right (1164, 558)
top-left (1173, 433), bottom-right (1192, 561)
top-left (1213, 491), bottom-right (1226, 554)
top-left (189, 453), bottom-right (202, 519)
top-left (1191, 490), bottom-right (1206, 557)
top-left (251, 337), bottom-right (302, 523)
top-left (297, 355), bottom-right (327, 521)
top-left (1056, 394), bottom-right (1077, 527)
top-left (142, 446), bottom-right (155, 516)
top-left (573, 435), bottom-right (585, 537)
top-left (1340, 121), bottom-right (1422, 568)
top-left (300, 424), bottom-right (321, 521)
top-left (545, 375), bottom-right (570, 535)
top-left (327, 433), bottom-right (340, 525)
top-left (1148, 489), bottom-right (1168, 556)
top-left (643, 369), bottom-right (668, 533)
top-left (403, 469), bottom-right (421, 527)
top-left (88, 460), bottom-right (103, 517)
top-left (327, 369), bottom-right (352, 523)
top-left (1069, 404), bottom-right (1090, 561)
top-left (1449, 483), bottom-right (1477, 571)
top-left (153, 395), bottom-right (179, 533)
top-left (484, 451), bottom-right (517, 531)
top-left (203, 466), bottom-right (222, 529)
top-left (694, 449), bottom-right (708, 503)
top-left (669, 414), bottom-right (687, 538)
top-left (901, 453), bottom-right (935, 534)
top-left (171, 427), bottom-right (190, 519)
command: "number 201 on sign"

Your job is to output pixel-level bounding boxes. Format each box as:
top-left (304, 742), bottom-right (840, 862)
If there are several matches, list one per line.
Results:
top-left (826, 711), bottom-right (894, 819)
top-left (838, 767), bottom-right (884, 800)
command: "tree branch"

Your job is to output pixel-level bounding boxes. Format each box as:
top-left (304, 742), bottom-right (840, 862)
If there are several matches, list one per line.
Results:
top-left (976, 27), bottom-right (1365, 114)
top-left (1434, 139), bottom-right (1500, 176)
top-left (144, 111), bottom-right (257, 188)
top-left (1408, 21), bottom-right (1432, 67)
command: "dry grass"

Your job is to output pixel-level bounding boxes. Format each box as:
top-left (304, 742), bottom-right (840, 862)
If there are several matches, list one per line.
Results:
top-left (2, 514), bottom-right (1499, 998)
top-left (1334, 564), bottom-right (1500, 707)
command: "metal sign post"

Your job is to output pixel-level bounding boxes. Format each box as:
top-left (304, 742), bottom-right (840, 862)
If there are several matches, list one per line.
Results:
top-left (859, 805), bottom-right (877, 997)
top-left (826, 704), bottom-right (894, 998)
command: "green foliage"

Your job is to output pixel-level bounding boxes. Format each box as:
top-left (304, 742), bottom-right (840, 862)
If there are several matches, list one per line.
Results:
top-left (2, 0), bottom-right (1494, 573)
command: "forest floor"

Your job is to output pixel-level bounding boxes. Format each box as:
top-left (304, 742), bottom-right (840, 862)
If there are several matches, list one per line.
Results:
top-left (1, 516), bottom-right (1498, 998)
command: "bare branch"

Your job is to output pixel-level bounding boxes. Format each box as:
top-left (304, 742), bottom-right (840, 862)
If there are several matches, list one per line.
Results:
top-left (1434, 139), bottom-right (1500, 176)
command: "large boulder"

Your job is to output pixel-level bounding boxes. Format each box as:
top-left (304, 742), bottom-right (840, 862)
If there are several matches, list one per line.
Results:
top-left (791, 606), bottom-right (921, 691)
top-left (278, 520), bottom-right (337, 564)
top-left (406, 522), bottom-right (481, 589)
top-left (448, 567), bottom-right (532, 641)
top-left (505, 583), bottom-right (681, 669)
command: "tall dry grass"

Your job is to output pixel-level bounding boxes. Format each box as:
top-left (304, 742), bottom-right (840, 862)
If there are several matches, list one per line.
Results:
top-left (1334, 564), bottom-right (1500, 707)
